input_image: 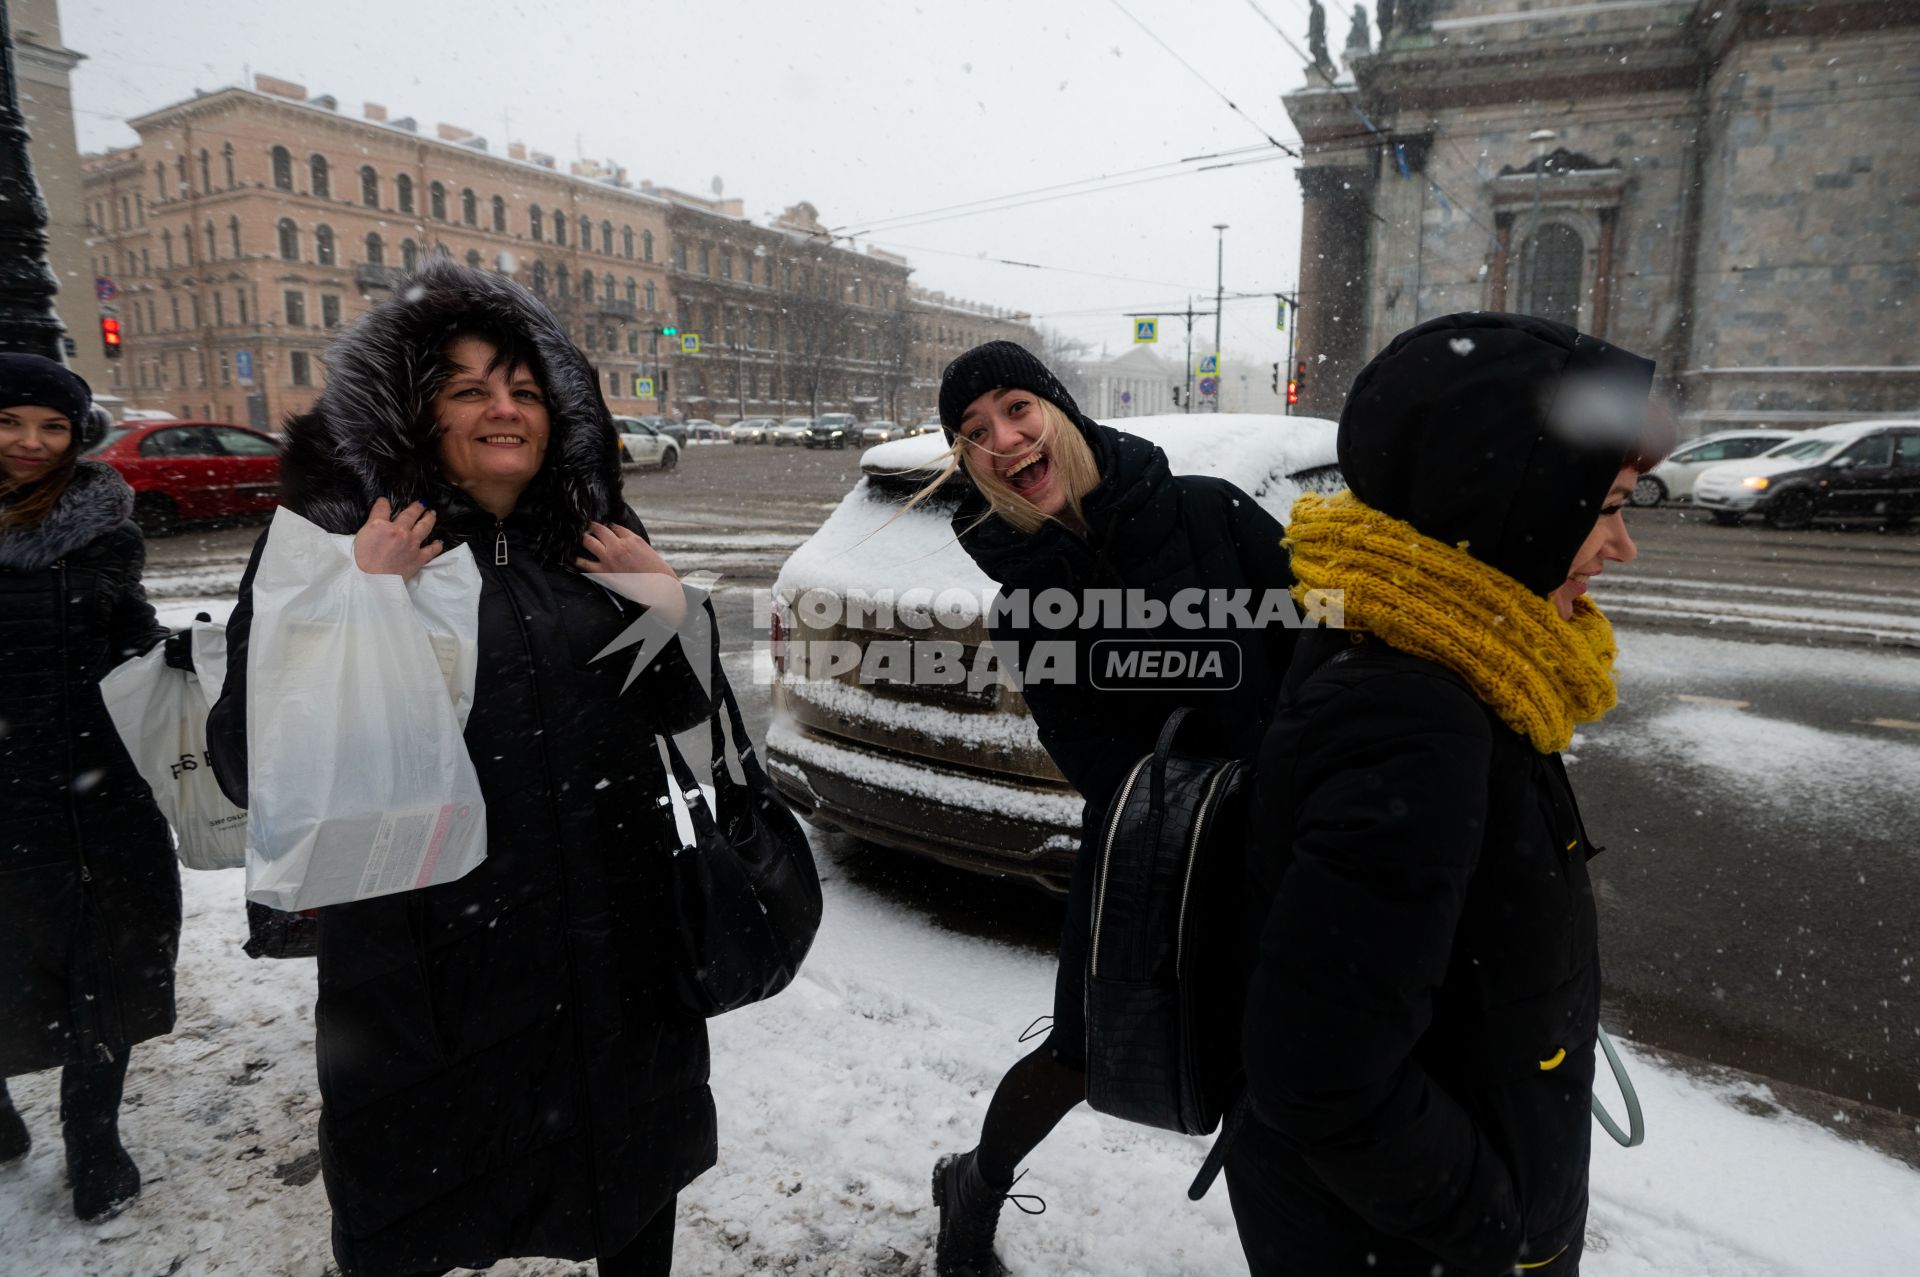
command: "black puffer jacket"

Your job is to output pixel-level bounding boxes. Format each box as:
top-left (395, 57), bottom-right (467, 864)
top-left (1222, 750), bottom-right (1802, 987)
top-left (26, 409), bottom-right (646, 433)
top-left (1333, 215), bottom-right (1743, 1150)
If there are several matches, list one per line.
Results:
top-left (954, 417), bottom-right (1299, 813)
top-left (207, 263), bottom-right (713, 1277)
top-left (1233, 313), bottom-right (1653, 1276)
top-left (1, 461), bottom-right (177, 1077)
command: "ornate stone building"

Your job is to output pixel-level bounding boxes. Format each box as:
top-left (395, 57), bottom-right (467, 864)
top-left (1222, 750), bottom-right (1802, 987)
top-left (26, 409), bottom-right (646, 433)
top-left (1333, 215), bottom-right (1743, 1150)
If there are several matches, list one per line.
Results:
top-left (1283, 0), bottom-right (1918, 430)
top-left (903, 288), bottom-right (1041, 423)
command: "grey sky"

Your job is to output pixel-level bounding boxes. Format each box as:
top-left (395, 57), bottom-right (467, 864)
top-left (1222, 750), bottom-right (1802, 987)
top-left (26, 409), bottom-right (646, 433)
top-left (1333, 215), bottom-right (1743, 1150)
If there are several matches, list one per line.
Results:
top-left (67, 0), bottom-right (1321, 377)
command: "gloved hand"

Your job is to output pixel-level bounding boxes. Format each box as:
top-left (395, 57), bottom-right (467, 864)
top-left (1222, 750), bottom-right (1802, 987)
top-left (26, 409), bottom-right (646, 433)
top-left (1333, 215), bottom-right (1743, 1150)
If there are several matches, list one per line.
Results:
top-left (162, 612), bottom-right (213, 673)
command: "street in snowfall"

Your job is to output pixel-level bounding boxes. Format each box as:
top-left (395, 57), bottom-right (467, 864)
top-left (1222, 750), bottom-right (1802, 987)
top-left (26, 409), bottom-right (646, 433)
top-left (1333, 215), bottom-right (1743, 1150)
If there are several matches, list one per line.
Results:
top-left (6, 445), bottom-right (1919, 1276)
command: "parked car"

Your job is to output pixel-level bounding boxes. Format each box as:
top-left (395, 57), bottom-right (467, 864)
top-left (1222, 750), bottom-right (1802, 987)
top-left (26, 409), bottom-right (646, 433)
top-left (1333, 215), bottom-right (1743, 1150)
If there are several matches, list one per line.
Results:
top-left (1691, 419), bottom-right (1920, 529)
top-left (1632, 429), bottom-right (1796, 506)
top-left (86, 419), bottom-right (282, 535)
top-left (634, 415), bottom-right (688, 445)
top-left (808, 413), bottom-right (857, 449)
top-left (612, 416), bottom-right (681, 470)
top-left (686, 419), bottom-right (727, 443)
top-left (729, 417), bottom-right (775, 444)
top-left (766, 413), bottom-right (1342, 893)
top-left (859, 420), bottom-right (902, 444)
top-left (905, 420), bottom-right (944, 438)
top-left (771, 417), bottom-right (814, 446)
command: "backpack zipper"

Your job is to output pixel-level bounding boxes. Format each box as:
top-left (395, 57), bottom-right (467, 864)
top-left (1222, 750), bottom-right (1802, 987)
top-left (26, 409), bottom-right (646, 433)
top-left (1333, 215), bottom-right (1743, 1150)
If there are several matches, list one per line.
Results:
top-left (1172, 764), bottom-right (1233, 977)
top-left (1089, 754), bottom-right (1151, 979)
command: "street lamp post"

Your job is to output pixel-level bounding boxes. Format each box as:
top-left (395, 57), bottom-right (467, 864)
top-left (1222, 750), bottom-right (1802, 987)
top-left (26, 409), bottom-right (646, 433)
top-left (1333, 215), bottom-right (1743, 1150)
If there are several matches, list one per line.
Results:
top-left (0, 0), bottom-right (65, 358)
top-left (1212, 223), bottom-right (1228, 412)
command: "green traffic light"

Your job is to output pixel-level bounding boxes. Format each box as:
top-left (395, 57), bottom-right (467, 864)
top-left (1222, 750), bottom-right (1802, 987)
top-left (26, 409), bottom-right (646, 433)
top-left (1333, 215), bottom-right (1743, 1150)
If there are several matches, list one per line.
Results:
top-left (661, 325), bottom-right (678, 337)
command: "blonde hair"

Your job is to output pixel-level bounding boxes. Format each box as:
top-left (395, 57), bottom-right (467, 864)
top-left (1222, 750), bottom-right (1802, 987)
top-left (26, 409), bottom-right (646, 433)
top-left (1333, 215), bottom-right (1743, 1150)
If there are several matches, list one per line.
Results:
top-left (898, 398), bottom-right (1099, 538)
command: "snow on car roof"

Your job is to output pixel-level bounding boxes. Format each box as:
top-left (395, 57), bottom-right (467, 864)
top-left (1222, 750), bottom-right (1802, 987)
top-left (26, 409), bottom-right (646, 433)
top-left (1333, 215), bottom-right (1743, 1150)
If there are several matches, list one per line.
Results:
top-left (783, 414), bottom-right (1338, 615)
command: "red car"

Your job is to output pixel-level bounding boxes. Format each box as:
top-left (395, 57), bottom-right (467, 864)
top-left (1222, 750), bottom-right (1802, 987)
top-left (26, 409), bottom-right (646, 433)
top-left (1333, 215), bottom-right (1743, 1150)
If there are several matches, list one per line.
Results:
top-left (88, 420), bottom-right (282, 534)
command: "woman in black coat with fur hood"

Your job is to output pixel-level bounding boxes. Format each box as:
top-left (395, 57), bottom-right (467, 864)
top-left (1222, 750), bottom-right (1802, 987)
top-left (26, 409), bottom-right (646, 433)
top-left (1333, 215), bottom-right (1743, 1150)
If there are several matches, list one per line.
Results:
top-left (206, 263), bottom-right (713, 1277)
top-left (0, 355), bottom-right (178, 1224)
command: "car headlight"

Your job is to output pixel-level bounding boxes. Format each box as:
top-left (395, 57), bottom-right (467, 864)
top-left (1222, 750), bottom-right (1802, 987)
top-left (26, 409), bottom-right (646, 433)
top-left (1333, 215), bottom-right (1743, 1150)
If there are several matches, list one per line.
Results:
top-left (1741, 476), bottom-right (1770, 490)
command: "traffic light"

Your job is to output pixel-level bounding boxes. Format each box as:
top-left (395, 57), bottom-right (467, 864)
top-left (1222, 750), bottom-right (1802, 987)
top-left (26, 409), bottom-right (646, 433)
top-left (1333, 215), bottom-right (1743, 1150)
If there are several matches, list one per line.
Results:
top-left (1286, 360), bottom-right (1303, 408)
top-left (660, 324), bottom-right (679, 338)
top-left (1170, 384), bottom-right (1182, 407)
top-left (1271, 362), bottom-right (1280, 395)
top-left (100, 315), bottom-right (122, 359)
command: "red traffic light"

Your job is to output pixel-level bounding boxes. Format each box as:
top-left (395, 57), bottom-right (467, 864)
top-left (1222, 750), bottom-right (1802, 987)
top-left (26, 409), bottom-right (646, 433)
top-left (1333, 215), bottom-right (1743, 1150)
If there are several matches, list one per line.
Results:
top-left (101, 316), bottom-right (122, 358)
top-left (1285, 378), bottom-right (1299, 407)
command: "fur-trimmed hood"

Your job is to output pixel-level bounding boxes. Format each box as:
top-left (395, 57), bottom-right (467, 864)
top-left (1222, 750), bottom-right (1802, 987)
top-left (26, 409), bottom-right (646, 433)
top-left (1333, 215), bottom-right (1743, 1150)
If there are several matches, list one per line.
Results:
top-left (279, 260), bottom-right (621, 559)
top-left (0, 461), bottom-right (135, 571)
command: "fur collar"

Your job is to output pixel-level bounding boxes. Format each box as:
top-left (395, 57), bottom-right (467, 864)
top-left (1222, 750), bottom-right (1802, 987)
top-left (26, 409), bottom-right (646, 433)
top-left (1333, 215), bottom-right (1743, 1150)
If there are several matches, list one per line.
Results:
top-left (0, 461), bottom-right (135, 571)
top-left (278, 260), bottom-right (622, 561)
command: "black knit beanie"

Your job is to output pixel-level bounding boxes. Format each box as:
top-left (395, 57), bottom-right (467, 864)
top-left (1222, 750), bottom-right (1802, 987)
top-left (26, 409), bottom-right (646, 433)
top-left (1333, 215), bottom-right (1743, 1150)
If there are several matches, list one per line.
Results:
top-left (0, 353), bottom-right (92, 433)
top-left (938, 341), bottom-right (1083, 439)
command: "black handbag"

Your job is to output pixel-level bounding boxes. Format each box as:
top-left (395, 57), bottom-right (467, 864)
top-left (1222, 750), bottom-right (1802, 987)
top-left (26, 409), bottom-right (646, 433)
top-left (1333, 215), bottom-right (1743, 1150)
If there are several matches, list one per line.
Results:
top-left (242, 900), bottom-right (320, 960)
top-left (1085, 707), bottom-right (1251, 1141)
top-left (655, 601), bottom-right (823, 1017)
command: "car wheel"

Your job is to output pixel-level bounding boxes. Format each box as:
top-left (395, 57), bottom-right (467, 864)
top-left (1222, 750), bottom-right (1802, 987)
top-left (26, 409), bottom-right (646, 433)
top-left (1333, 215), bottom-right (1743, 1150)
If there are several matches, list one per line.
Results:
top-left (1765, 489), bottom-right (1815, 531)
top-left (133, 492), bottom-right (179, 536)
top-left (1708, 511), bottom-right (1744, 527)
top-left (659, 448), bottom-right (679, 472)
top-left (1630, 475), bottom-right (1666, 507)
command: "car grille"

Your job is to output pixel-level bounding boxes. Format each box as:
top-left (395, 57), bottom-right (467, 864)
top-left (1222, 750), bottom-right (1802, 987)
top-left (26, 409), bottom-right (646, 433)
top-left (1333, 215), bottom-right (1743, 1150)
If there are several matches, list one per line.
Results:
top-left (844, 625), bottom-right (1003, 712)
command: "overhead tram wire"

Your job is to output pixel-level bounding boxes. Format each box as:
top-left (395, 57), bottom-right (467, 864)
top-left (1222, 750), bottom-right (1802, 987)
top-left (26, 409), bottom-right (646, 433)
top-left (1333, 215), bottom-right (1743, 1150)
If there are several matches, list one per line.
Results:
top-left (1106, 0), bottom-right (1301, 159)
top-left (860, 239), bottom-right (1219, 294)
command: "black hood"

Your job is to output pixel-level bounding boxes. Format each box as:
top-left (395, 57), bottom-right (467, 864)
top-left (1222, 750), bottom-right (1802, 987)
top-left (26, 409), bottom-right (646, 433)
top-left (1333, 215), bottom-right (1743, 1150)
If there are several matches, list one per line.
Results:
top-left (279, 260), bottom-right (621, 560)
top-left (0, 461), bottom-right (134, 571)
top-left (1339, 312), bottom-right (1655, 595)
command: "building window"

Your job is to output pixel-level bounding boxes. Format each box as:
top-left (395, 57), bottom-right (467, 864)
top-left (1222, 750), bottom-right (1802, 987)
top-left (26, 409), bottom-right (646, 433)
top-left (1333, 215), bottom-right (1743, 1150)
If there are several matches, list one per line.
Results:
top-left (360, 166), bottom-right (379, 208)
top-left (236, 290), bottom-right (247, 324)
top-left (622, 225), bottom-right (634, 258)
top-left (603, 275), bottom-right (615, 303)
top-left (624, 277), bottom-right (636, 306)
top-left (556, 264), bottom-right (570, 298)
top-left (284, 290), bottom-right (307, 326)
top-left (552, 214), bottom-right (566, 247)
top-left (532, 261), bottom-right (547, 294)
top-left (600, 220), bottom-right (613, 254)
top-left (579, 215), bottom-right (591, 248)
top-left (160, 228), bottom-right (173, 267)
top-left (198, 149), bottom-right (210, 193)
top-left (581, 270), bottom-right (595, 302)
top-left (290, 351), bottom-right (312, 386)
top-left (721, 249), bottom-right (732, 280)
top-left (219, 351), bottom-right (230, 385)
top-left (644, 280), bottom-right (656, 312)
top-left (461, 188), bottom-right (477, 226)
top-left (530, 205), bottom-right (544, 241)
top-left (642, 229), bottom-right (654, 261)
top-left (214, 292), bottom-right (224, 326)
top-left (204, 221), bottom-right (216, 261)
top-left (1518, 223), bottom-right (1584, 328)
top-left (466, 249), bottom-right (482, 269)
top-left (742, 255), bottom-right (754, 286)
top-left (609, 369), bottom-right (620, 399)
top-left (429, 182), bottom-right (447, 220)
top-left (396, 173), bottom-right (415, 214)
top-left (222, 142), bottom-right (235, 188)
top-left (491, 195), bottom-right (507, 233)
top-left (363, 232), bottom-right (383, 266)
top-left (315, 224), bottom-right (336, 266)
top-left (401, 239), bottom-right (418, 272)
top-left (322, 294), bottom-right (342, 328)
top-left (586, 324), bottom-right (598, 351)
top-left (277, 219), bottom-right (299, 261)
top-left (310, 154), bottom-right (330, 199)
top-left (604, 325), bottom-right (615, 351)
top-left (228, 216), bottom-right (241, 257)
top-left (627, 328), bottom-right (638, 354)
top-left (699, 244), bottom-right (711, 276)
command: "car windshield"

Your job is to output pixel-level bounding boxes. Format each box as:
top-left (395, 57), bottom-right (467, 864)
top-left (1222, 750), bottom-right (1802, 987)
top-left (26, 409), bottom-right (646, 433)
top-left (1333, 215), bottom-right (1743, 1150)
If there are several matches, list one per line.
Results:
top-left (1766, 437), bottom-right (1844, 461)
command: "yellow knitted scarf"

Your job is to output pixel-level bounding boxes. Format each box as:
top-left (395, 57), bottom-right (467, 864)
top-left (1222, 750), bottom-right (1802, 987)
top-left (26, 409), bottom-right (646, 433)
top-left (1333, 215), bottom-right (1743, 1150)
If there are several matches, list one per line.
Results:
top-left (1284, 490), bottom-right (1618, 753)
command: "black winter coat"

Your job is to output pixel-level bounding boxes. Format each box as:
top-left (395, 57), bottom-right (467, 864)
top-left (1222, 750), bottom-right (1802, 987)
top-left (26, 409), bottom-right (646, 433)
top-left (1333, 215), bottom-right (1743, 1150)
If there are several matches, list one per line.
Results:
top-left (954, 417), bottom-right (1299, 813)
top-left (1, 461), bottom-right (178, 1077)
top-left (1234, 313), bottom-right (1654, 1277)
top-left (206, 263), bottom-right (714, 1277)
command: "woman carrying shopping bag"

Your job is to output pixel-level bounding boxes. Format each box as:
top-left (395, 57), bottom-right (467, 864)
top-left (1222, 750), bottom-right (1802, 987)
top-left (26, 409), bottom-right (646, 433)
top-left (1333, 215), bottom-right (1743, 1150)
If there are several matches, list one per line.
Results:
top-left (1230, 313), bottom-right (1674, 1277)
top-left (207, 262), bottom-right (713, 1277)
top-left (917, 343), bottom-right (1302, 1276)
top-left (0, 354), bottom-right (181, 1222)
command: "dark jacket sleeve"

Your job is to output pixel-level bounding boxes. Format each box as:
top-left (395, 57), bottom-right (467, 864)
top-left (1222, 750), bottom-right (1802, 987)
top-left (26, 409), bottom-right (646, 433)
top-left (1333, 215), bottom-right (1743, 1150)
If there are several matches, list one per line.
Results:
top-left (104, 522), bottom-right (170, 668)
top-left (207, 529), bottom-right (270, 809)
top-left (613, 504), bottom-right (712, 737)
top-left (1242, 669), bottom-right (1522, 1274)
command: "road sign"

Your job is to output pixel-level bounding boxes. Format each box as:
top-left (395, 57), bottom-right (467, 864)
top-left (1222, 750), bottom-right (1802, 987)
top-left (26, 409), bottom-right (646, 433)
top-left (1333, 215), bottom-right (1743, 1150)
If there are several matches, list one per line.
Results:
top-left (1196, 353), bottom-right (1219, 376)
top-left (1121, 391), bottom-right (1132, 405)
top-left (680, 333), bottom-right (701, 354)
top-left (634, 376), bottom-right (656, 399)
top-left (95, 277), bottom-right (117, 301)
top-left (1133, 318), bottom-right (1158, 344)
top-left (235, 351), bottom-right (254, 381)
top-left (1198, 376), bottom-right (1218, 398)
top-left (1275, 299), bottom-right (1287, 331)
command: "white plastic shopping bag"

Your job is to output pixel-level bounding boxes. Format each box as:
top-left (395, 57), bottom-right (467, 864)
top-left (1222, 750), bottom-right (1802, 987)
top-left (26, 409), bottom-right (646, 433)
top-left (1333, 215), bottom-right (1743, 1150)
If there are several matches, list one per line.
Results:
top-left (244, 506), bottom-right (485, 910)
top-left (102, 634), bottom-right (249, 870)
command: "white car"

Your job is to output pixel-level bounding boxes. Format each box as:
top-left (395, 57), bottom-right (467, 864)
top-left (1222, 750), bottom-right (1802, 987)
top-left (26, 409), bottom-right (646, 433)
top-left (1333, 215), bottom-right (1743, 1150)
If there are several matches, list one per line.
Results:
top-left (859, 420), bottom-right (902, 444)
top-left (770, 418), bottom-right (814, 446)
top-left (613, 417), bottom-right (681, 470)
top-left (1633, 429), bottom-right (1795, 506)
top-left (729, 418), bottom-right (775, 444)
top-left (686, 419), bottom-right (727, 443)
top-left (765, 413), bottom-right (1341, 893)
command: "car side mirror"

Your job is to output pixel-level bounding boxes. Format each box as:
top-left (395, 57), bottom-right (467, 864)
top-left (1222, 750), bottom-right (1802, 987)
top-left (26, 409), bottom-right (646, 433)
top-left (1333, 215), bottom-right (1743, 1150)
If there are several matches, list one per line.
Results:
top-left (1830, 457), bottom-right (1857, 470)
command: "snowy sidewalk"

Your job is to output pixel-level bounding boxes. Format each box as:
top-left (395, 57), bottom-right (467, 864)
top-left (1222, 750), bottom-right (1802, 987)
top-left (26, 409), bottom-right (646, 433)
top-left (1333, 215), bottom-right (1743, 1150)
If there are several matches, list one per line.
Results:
top-left (4, 841), bottom-right (1918, 1276)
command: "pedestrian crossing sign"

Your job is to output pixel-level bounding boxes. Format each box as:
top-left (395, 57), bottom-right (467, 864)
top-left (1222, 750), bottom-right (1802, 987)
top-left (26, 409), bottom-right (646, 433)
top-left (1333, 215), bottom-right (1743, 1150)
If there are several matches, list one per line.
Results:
top-left (1196, 353), bottom-right (1219, 376)
top-left (680, 333), bottom-right (701, 354)
top-left (634, 376), bottom-right (655, 398)
top-left (1134, 318), bottom-right (1159, 344)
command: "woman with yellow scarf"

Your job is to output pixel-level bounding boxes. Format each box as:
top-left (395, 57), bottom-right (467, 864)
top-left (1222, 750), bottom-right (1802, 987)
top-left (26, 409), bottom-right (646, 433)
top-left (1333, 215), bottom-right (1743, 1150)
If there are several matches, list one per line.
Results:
top-left (1227, 313), bottom-right (1674, 1277)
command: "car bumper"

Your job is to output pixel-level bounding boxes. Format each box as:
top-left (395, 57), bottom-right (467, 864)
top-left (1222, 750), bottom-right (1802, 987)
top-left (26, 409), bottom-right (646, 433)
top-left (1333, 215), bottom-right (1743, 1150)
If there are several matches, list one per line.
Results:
top-left (1693, 486), bottom-right (1765, 513)
top-left (766, 721), bottom-right (1081, 892)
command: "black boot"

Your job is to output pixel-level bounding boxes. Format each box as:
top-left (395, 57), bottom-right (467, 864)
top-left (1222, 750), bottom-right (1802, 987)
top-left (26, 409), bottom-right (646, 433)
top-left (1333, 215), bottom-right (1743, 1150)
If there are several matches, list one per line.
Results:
top-left (61, 1053), bottom-right (140, 1222)
top-left (0, 1079), bottom-right (28, 1165)
top-left (932, 1149), bottom-right (1023, 1277)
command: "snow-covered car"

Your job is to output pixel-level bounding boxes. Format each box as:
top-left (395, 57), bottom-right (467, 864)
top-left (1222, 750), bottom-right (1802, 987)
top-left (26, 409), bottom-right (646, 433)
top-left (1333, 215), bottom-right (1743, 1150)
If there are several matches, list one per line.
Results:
top-left (1632, 429), bottom-right (1795, 506)
top-left (906, 420), bottom-right (944, 437)
top-left (859, 421), bottom-right (902, 444)
top-left (686, 419), bottom-right (727, 443)
top-left (766, 414), bottom-right (1341, 893)
top-left (1692, 419), bottom-right (1920, 529)
top-left (613, 416), bottom-right (681, 470)
top-left (771, 417), bottom-right (814, 446)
